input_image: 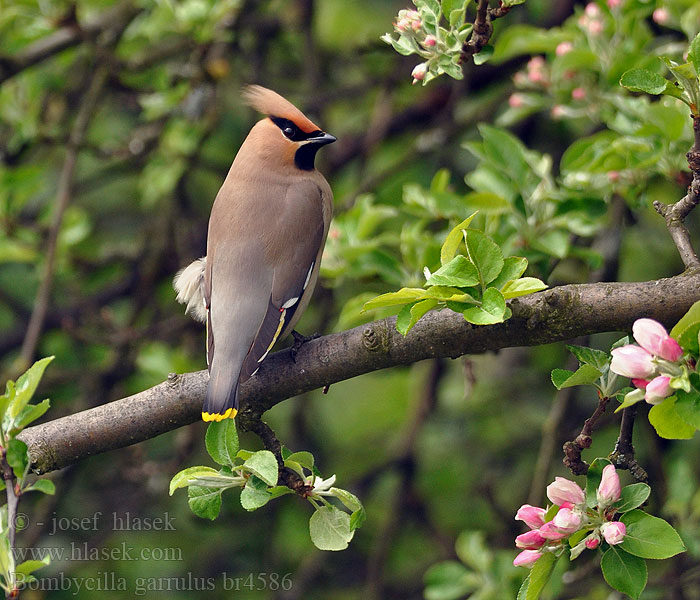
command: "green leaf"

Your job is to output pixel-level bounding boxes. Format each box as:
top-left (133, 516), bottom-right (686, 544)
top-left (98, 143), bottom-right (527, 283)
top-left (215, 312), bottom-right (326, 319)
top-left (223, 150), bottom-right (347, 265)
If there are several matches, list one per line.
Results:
top-left (648, 397), bottom-right (696, 439)
top-left (585, 458), bottom-right (612, 509)
top-left (397, 298), bottom-right (438, 335)
top-left (423, 286), bottom-right (476, 303)
top-left (12, 398), bottom-right (50, 431)
top-left (427, 255), bottom-right (480, 287)
top-left (330, 487), bottom-right (366, 531)
top-left (670, 299), bottom-right (700, 354)
top-left (205, 419), bottom-right (239, 466)
top-left (502, 277), bottom-right (547, 299)
top-left (14, 555), bottom-right (50, 577)
top-left (522, 552), bottom-right (556, 600)
top-left (601, 546), bottom-right (647, 600)
top-left (431, 168), bottom-right (451, 193)
top-left (674, 387), bottom-right (700, 429)
top-left (550, 364), bottom-right (602, 390)
top-left (466, 230), bottom-right (504, 285)
top-left (25, 479), bottom-right (56, 495)
top-left (566, 345), bottom-right (610, 371)
top-left (440, 213), bottom-right (478, 265)
top-left (490, 256), bottom-right (528, 290)
top-left (7, 438), bottom-right (28, 478)
top-left (242, 450), bottom-right (279, 486)
top-left (362, 288), bottom-right (427, 311)
top-left (478, 124), bottom-right (529, 183)
top-left (532, 230), bottom-right (569, 258)
top-left (615, 483), bottom-right (651, 513)
top-left (463, 288), bottom-right (506, 325)
top-left (455, 531), bottom-right (492, 573)
top-left (10, 357), bottom-right (54, 419)
top-left (169, 466), bottom-right (220, 495)
top-left (689, 32), bottom-right (700, 77)
top-left (187, 485), bottom-right (222, 520)
top-left (473, 44), bottom-right (494, 65)
top-left (462, 191), bottom-right (510, 214)
top-left (620, 510), bottom-right (686, 559)
top-left (424, 561), bottom-right (478, 600)
top-left (240, 475), bottom-right (272, 511)
top-left (285, 451), bottom-right (314, 470)
top-left (620, 69), bottom-right (668, 95)
top-left (309, 505), bottom-right (354, 551)
top-left (615, 389), bottom-right (645, 413)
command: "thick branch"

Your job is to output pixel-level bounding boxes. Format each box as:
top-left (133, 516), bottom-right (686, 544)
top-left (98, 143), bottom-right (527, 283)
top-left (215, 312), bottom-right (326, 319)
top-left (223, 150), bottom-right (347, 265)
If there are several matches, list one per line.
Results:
top-left (19, 272), bottom-right (700, 474)
top-left (0, 3), bottom-right (141, 84)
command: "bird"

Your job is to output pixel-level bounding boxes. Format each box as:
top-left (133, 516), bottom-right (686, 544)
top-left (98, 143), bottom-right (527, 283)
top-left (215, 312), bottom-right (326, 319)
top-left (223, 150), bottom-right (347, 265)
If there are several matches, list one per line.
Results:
top-left (173, 86), bottom-right (335, 422)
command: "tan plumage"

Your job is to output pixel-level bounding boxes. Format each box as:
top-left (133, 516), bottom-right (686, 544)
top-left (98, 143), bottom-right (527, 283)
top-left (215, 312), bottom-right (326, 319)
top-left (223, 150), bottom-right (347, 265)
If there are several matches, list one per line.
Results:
top-left (174, 86), bottom-right (335, 421)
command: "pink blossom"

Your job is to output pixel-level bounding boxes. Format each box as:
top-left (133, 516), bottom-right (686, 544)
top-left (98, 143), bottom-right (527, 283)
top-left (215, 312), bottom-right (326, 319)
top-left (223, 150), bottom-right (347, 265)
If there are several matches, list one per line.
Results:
top-left (632, 378), bottom-right (649, 389)
top-left (552, 507), bottom-right (582, 534)
top-left (572, 87), bottom-right (586, 100)
top-left (515, 530), bottom-right (546, 550)
top-left (645, 375), bottom-right (672, 405)
top-left (653, 8), bottom-right (669, 24)
top-left (551, 105), bottom-right (567, 119)
top-left (547, 477), bottom-right (585, 506)
top-left (587, 19), bottom-right (604, 34)
top-left (515, 504), bottom-right (547, 529)
top-left (539, 521), bottom-right (569, 540)
top-left (607, 0), bottom-right (622, 7)
top-left (601, 521), bottom-right (626, 545)
top-left (585, 535), bottom-right (600, 549)
top-left (556, 42), bottom-right (573, 56)
top-left (597, 465), bottom-right (621, 506)
top-left (585, 3), bottom-right (601, 17)
top-left (509, 93), bottom-right (525, 108)
top-left (513, 549), bottom-right (543, 567)
top-left (632, 318), bottom-right (682, 362)
top-left (411, 63), bottom-right (428, 83)
top-left (610, 345), bottom-right (655, 379)
top-left (607, 170), bottom-right (620, 182)
top-left (423, 35), bottom-right (437, 47)
top-left (513, 72), bottom-right (528, 86)
top-left (527, 57), bottom-right (547, 84)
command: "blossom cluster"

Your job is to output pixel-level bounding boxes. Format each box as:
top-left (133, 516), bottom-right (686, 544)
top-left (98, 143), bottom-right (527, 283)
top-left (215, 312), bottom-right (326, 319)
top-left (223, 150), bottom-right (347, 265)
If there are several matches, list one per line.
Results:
top-left (513, 465), bottom-right (626, 567)
top-left (610, 318), bottom-right (684, 406)
top-left (390, 9), bottom-right (437, 84)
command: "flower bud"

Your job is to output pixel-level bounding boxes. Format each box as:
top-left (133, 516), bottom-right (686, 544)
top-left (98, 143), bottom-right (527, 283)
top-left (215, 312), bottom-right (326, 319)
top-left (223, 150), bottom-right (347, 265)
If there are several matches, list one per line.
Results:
top-left (585, 534), bottom-right (600, 549)
top-left (515, 530), bottom-right (546, 550)
top-left (547, 476), bottom-right (585, 506)
top-left (585, 3), bottom-right (600, 17)
top-left (513, 549), bottom-right (543, 567)
top-left (509, 94), bottom-right (525, 108)
top-left (631, 378), bottom-right (649, 389)
top-left (632, 318), bottom-right (682, 362)
top-left (597, 464), bottom-right (621, 506)
top-left (572, 87), bottom-right (586, 101)
top-left (411, 63), bottom-right (428, 84)
top-left (607, 0), bottom-right (622, 7)
top-left (645, 375), bottom-right (672, 405)
top-left (607, 170), bottom-right (620, 182)
top-left (423, 35), bottom-right (437, 47)
top-left (610, 345), bottom-right (655, 379)
top-left (652, 8), bottom-right (669, 24)
top-left (601, 521), bottom-right (626, 545)
top-left (556, 42), bottom-right (573, 56)
top-left (515, 504), bottom-right (546, 529)
top-left (538, 521), bottom-right (569, 540)
top-left (552, 507), bottom-right (582, 534)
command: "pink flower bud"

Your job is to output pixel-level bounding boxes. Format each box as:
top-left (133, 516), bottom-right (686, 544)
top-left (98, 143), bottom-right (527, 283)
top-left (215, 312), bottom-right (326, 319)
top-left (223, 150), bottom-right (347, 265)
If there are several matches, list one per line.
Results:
top-left (653, 8), bottom-right (669, 24)
top-left (513, 72), bottom-right (528, 86)
top-left (509, 93), bottom-right (525, 108)
top-left (423, 35), bottom-right (437, 47)
top-left (552, 507), bottom-right (582, 534)
top-left (585, 3), bottom-right (600, 17)
top-left (515, 504), bottom-right (547, 529)
top-left (645, 375), bottom-right (672, 405)
top-left (585, 535), bottom-right (600, 549)
top-left (547, 477), bottom-right (585, 506)
top-left (610, 345), bottom-right (655, 379)
top-left (607, 170), bottom-right (620, 182)
top-left (394, 19), bottom-right (408, 32)
top-left (587, 19), bottom-right (604, 34)
top-left (539, 521), bottom-right (569, 540)
top-left (559, 502), bottom-right (574, 510)
top-left (607, 0), bottom-right (621, 7)
top-left (572, 87), bottom-right (586, 101)
top-left (513, 549), bottom-right (543, 567)
top-left (601, 521), bottom-right (626, 545)
top-left (411, 63), bottom-right (428, 83)
top-left (515, 530), bottom-right (547, 550)
top-left (631, 378), bottom-right (649, 389)
top-left (597, 464), bottom-right (621, 506)
top-left (632, 318), bottom-right (682, 361)
top-left (556, 42), bottom-right (573, 56)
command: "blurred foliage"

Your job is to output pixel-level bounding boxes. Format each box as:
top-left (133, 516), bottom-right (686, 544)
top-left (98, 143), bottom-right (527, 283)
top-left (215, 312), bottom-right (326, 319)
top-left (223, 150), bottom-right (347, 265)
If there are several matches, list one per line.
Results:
top-left (0, 0), bottom-right (700, 599)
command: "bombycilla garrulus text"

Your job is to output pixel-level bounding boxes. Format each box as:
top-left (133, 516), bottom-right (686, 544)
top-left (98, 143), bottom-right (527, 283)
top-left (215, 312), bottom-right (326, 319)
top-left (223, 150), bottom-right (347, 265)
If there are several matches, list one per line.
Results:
top-left (174, 86), bottom-right (335, 421)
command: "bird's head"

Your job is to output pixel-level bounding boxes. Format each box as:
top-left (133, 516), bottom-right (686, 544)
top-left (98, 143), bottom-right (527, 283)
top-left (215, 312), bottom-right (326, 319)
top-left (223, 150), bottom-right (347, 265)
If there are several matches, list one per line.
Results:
top-left (242, 85), bottom-right (336, 171)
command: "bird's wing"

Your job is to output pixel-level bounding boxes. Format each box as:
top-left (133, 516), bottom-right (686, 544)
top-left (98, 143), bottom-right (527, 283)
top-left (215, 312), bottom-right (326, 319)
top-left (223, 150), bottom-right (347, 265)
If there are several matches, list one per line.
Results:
top-left (238, 182), bottom-right (325, 381)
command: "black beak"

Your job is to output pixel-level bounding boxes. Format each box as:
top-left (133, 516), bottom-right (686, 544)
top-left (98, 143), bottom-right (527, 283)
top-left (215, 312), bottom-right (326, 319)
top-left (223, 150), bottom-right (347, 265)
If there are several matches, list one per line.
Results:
top-left (309, 132), bottom-right (336, 146)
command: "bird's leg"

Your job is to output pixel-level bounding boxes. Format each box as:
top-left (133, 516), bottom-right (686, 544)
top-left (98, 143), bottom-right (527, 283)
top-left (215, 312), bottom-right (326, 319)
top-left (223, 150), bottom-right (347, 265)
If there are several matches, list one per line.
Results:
top-left (290, 330), bottom-right (320, 362)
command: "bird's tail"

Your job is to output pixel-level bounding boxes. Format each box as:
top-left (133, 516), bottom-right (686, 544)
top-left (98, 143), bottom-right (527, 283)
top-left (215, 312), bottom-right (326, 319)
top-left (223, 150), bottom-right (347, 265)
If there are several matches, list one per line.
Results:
top-left (173, 258), bottom-right (207, 323)
top-left (203, 361), bottom-right (239, 421)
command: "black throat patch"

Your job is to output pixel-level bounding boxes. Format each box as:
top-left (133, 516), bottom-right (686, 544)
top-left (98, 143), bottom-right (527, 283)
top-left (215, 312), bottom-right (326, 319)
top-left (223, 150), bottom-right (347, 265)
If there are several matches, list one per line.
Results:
top-left (269, 116), bottom-right (328, 171)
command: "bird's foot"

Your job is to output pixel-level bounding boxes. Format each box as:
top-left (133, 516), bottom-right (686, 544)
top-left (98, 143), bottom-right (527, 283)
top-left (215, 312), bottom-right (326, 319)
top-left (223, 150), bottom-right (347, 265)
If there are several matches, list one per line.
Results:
top-left (290, 330), bottom-right (320, 363)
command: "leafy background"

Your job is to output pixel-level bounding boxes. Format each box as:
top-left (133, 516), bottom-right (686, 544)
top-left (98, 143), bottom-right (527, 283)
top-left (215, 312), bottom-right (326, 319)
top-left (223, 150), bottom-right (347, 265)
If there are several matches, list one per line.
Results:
top-left (1, 0), bottom-right (700, 598)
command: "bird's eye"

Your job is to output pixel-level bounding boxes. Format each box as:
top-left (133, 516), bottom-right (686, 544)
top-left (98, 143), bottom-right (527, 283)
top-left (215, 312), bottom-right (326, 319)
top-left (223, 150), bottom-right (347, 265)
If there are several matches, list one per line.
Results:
top-left (283, 126), bottom-right (295, 138)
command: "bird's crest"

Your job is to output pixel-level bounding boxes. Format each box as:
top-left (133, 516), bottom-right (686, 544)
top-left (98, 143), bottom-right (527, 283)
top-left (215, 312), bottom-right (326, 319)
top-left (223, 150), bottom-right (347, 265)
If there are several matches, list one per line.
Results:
top-left (242, 85), bottom-right (320, 134)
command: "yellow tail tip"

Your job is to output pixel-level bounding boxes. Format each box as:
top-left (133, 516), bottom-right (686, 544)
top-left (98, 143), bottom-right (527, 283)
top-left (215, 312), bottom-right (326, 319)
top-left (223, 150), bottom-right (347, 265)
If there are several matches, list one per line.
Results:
top-left (202, 407), bottom-right (237, 422)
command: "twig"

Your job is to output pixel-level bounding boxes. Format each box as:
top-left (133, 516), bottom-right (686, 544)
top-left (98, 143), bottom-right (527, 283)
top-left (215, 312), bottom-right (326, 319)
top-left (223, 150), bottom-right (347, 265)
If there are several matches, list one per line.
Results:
top-left (18, 272), bottom-right (700, 475)
top-left (460, 0), bottom-right (513, 64)
top-left (0, 449), bottom-right (18, 598)
top-left (15, 66), bottom-right (109, 372)
top-left (563, 392), bottom-right (611, 476)
top-left (653, 116), bottom-right (700, 269)
top-left (610, 405), bottom-right (648, 482)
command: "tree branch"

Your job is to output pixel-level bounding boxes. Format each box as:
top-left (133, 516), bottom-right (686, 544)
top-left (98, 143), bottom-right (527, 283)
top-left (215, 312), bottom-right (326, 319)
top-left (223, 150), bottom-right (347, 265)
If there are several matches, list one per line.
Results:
top-left (19, 272), bottom-right (700, 474)
top-left (460, 0), bottom-right (513, 64)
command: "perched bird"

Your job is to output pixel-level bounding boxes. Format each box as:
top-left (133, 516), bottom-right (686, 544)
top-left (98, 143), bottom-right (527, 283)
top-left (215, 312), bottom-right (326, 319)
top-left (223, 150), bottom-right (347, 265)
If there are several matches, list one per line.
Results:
top-left (174, 86), bottom-right (335, 422)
